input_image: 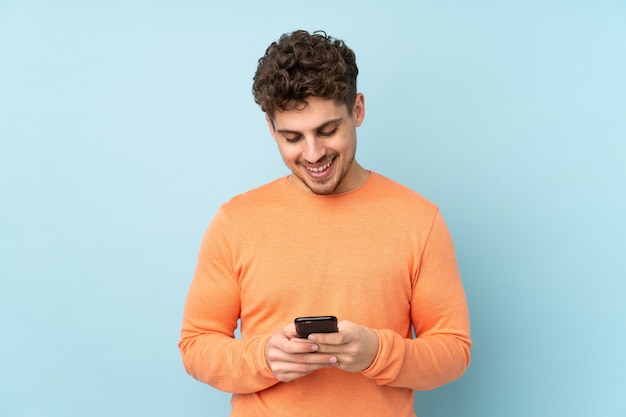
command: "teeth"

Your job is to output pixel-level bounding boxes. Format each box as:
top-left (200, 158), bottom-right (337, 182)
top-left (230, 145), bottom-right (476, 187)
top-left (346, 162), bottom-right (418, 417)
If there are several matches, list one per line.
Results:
top-left (307, 159), bottom-right (333, 172)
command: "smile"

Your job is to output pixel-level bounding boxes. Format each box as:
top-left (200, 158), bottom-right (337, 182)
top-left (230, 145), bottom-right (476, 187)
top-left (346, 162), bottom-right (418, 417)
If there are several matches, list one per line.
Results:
top-left (306, 157), bottom-right (335, 173)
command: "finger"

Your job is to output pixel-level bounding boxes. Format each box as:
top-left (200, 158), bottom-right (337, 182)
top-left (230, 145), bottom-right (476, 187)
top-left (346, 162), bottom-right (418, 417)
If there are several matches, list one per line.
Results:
top-left (268, 340), bottom-right (335, 364)
top-left (282, 339), bottom-right (319, 353)
top-left (308, 331), bottom-right (346, 346)
top-left (286, 351), bottom-right (337, 365)
top-left (282, 323), bottom-right (298, 338)
top-left (337, 320), bottom-right (354, 332)
top-left (273, 362), bottom-right (334, 382)
top-left (269, 353), bottom-right (338, 379)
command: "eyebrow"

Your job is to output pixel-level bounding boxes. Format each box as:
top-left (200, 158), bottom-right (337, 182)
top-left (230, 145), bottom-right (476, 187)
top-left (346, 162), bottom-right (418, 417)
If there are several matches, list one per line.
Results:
top-left (276, 118), bottom-right (343, 135)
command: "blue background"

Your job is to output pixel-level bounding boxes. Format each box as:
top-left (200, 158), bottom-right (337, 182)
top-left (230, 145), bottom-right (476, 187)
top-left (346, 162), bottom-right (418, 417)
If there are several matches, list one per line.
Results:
top-left (1, 1), bottom-right (625, 416)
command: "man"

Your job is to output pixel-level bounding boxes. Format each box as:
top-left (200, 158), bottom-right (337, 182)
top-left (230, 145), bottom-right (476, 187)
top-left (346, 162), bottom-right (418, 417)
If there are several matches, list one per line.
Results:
top-left (179, 30), bottom-right (471, 417)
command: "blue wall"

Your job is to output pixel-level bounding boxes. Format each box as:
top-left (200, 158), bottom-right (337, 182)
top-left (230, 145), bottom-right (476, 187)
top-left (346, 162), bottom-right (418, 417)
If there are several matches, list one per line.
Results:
top-left (1, 1), bottom-right (624, 416)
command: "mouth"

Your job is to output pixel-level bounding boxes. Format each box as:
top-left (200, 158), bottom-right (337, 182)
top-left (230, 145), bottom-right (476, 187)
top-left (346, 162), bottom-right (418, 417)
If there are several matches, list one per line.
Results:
top-left (306, 157), bottom-right (335, 173)
top-left (301, 156), bottom-right (336, 180)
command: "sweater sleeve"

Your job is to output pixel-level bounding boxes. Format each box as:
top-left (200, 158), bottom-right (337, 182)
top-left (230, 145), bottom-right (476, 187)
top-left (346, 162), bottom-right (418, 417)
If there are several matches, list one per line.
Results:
top-left (178, 207), bottom-right (279, 394)
top-left (361, 209), bottom-right (472, 390)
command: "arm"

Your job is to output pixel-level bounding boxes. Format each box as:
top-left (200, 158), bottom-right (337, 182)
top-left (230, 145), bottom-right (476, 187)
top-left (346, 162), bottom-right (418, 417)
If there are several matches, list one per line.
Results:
top-left (178, 207), bottom-right (279, 394)
top-left (363, 209), bottom-right (472, 389)
top-left (178, 208), bottom-right (339, 393)
top-left (313, 209), bottom-right (471, 390)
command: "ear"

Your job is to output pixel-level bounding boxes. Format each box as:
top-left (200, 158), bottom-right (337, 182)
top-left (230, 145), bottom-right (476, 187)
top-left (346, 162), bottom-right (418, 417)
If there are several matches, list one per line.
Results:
top-left (265, 114), bottom-right (277, 139)
top-left (353, 93), bottom-right (365, 127)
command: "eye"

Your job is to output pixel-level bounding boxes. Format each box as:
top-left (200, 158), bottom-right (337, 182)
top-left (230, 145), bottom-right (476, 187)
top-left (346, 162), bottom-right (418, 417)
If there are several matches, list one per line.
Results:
top-left (285, 136), bottom-right (301, 143)
top-left (318, 127), bottom-right (338, 137)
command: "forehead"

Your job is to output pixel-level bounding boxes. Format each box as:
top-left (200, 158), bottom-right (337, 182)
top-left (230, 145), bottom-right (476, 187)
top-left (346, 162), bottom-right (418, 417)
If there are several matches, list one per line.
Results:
top-left (272, 97), bottom-right (348, 132)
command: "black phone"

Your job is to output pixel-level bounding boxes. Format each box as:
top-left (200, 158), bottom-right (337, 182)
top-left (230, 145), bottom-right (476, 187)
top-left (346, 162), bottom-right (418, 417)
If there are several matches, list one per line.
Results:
top-left (294, 316), bottom-right (338, 338)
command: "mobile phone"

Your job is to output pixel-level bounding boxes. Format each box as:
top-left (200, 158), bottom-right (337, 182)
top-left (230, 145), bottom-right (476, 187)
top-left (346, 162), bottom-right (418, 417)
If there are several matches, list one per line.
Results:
top-left (294, 316), bottom-right (338, 338)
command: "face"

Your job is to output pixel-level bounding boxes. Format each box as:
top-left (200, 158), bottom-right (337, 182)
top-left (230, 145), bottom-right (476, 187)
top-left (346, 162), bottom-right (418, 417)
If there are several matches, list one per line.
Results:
top-left (267, 94), bottom-right (366, 195)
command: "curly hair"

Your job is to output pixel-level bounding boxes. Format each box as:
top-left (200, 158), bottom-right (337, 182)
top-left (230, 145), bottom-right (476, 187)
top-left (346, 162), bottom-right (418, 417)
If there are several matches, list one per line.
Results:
top-left (252, 30), bottom-right (359, 117)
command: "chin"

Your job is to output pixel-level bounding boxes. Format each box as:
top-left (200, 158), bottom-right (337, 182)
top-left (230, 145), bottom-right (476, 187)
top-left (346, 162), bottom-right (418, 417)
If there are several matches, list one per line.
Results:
top-left (306, 179), bottom-right (340, 195)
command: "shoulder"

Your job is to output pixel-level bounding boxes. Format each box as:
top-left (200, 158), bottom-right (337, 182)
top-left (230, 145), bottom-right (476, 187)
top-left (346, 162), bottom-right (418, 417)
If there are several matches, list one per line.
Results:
top-left (217, 177), bottom-right (289, 217)
top-left (368, 172), bottom-right (438, 212)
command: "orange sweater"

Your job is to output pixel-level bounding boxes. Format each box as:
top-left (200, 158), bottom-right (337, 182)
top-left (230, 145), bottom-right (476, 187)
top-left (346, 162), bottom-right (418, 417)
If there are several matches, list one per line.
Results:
top-left (179, 173), bottom-right (471, 417)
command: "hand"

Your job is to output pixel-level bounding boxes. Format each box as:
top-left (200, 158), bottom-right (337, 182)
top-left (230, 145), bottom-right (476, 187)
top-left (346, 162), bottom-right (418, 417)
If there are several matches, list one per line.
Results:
top-left (308, 320), bottom-right (379, 373)
top-left (265, 323), bottom-right (339, 382)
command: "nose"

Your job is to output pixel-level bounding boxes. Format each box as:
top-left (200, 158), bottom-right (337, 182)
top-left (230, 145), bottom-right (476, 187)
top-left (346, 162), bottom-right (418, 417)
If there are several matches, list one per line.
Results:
top-left (301, 137), bottom-right (326, 163)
